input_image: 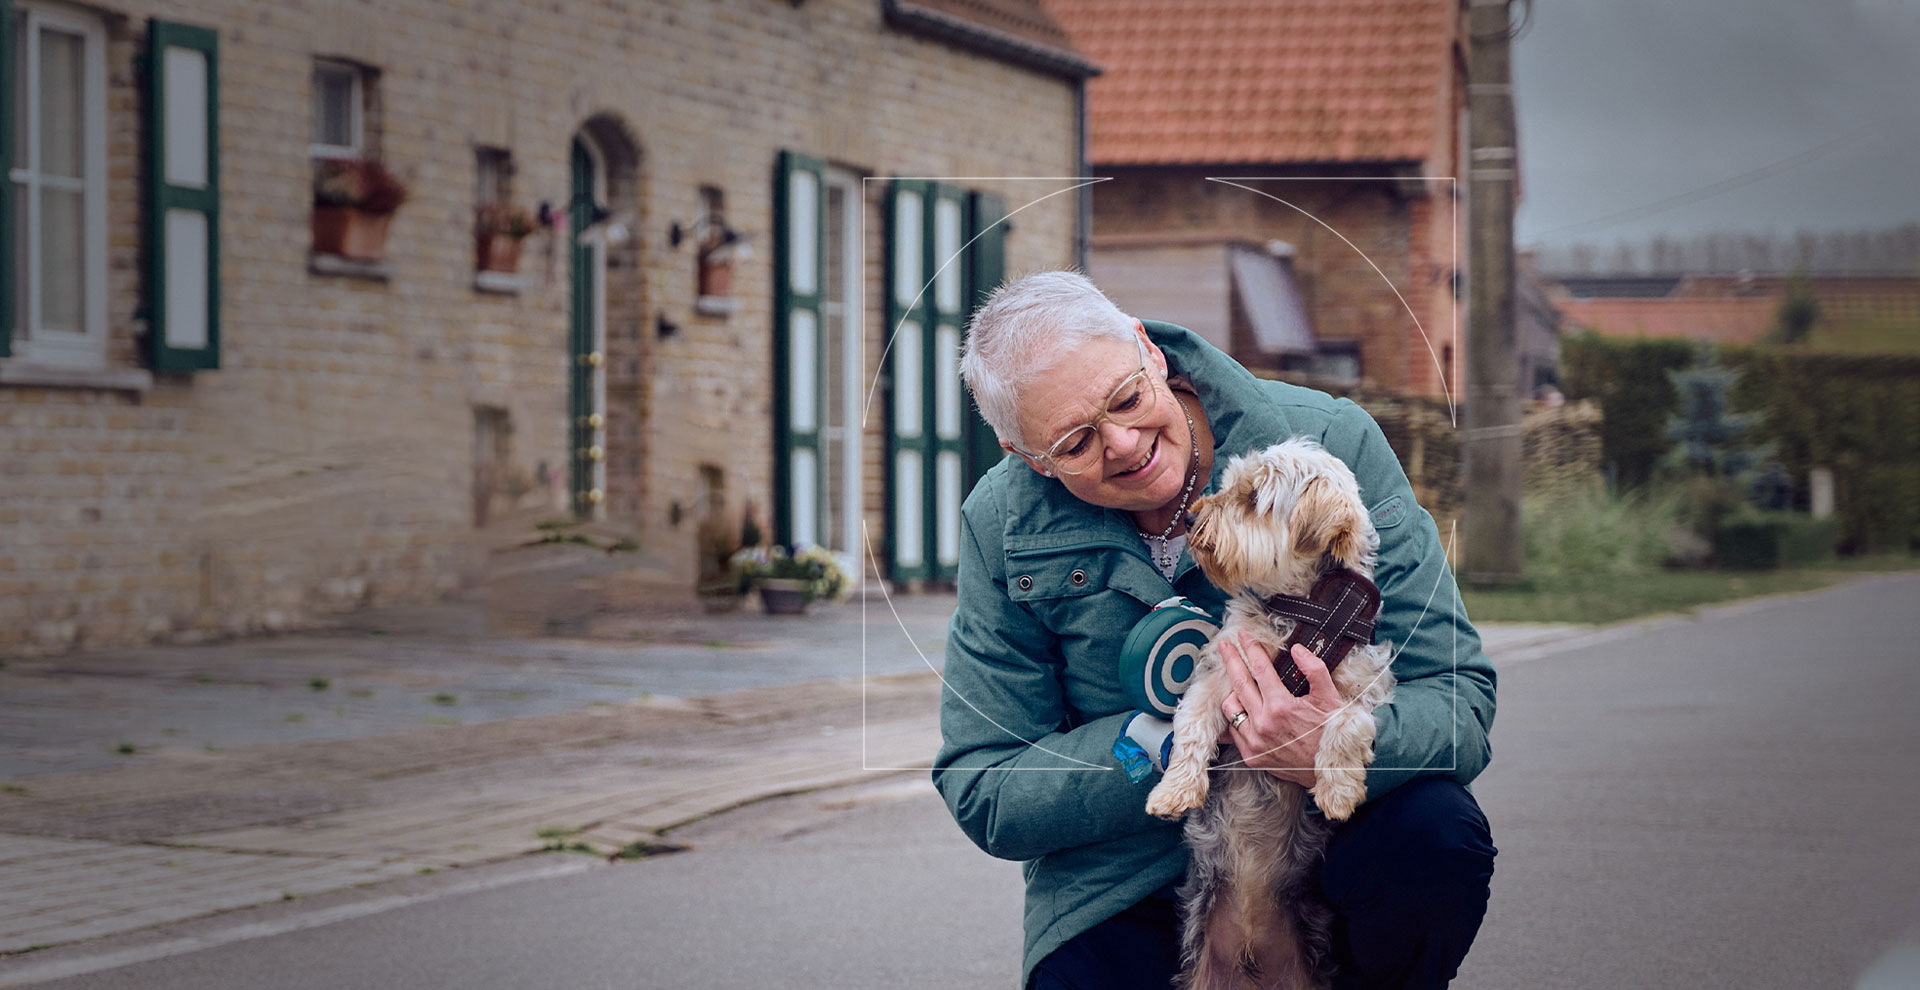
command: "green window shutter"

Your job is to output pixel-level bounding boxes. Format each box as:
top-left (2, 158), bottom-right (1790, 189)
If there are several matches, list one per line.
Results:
top-left (926, 182), bottom-right (969, 581)
top-left (0, 0), bottom-right (14, 358)
top-left (144, 19), bottom-right (220, 371)
top-left (773, 151), bottom-right (827, 548)
top-left (886, 180), bottom-right (970, 582)
top-left (885, 179), bottom-right (931, 582)
top-left (962, 191), bottom-right (1008, 496)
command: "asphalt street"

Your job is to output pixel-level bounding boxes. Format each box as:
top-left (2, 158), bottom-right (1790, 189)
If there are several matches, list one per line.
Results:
top-left (10, 573), bottom-right (1920, 989)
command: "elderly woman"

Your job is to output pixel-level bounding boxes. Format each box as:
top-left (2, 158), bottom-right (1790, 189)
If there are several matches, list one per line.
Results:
top-left (932, 271), bottom-right (1497, 990)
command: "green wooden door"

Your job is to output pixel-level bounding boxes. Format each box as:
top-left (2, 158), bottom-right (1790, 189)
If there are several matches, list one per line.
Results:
top-left (568, 138), bottom-right (602, 516)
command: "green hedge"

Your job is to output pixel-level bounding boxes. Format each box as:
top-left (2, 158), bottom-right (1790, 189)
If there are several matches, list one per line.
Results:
top-left (1557, 332), bottom-right (1920, 553)
top-left (1712, 511), bottom-right (1840, 569)
top-left (1558, 331), bottom-right (1695, 489)
top-left (1726, 350), bottom-right (1920, 553)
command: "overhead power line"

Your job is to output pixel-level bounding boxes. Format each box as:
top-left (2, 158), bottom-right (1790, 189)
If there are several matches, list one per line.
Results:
top-left (1525, 125), bottom-right (1873, 243)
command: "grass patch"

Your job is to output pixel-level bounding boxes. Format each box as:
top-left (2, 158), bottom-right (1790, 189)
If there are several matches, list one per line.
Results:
top-left (115, 742), bottom-right (137, 756)
top-left (348, 688), bottom-right (374, 699)
top-left (1465, 552), bottom-right (1919, 625)
top-left (535, 825), bottom-right (597, 856)
top-left (1468, 483), bottom-right (1918, 625)
top-left (1, 783), bottom-right (29, 796)
top-left (308, 677), bottom-right (331, 691)
top-left (284, 713), bottom-right (306, 724)
top-left (1464, 569), bottom-right (1835, 624)
top-left (431, 692), bottom-right (458, 705)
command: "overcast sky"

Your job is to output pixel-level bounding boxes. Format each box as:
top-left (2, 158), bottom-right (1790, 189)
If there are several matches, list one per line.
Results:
top-left (1511, 0), bottom-right (1920, 250)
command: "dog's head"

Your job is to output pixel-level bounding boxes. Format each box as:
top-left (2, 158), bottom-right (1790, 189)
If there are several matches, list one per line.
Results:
top-left (1184, 437), bottom-right (1377, 597)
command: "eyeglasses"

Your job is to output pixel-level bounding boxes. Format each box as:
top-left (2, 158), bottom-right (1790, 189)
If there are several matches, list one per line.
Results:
top-left (1019, 337), bottom-right (1161, 476)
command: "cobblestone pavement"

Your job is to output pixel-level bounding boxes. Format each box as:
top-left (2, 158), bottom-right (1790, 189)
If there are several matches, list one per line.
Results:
top-left (0, 580), bottom-right (1584, 962)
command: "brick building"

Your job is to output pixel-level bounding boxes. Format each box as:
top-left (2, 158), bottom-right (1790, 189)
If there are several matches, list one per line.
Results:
top-left (1549, 272), bottom-right (1920, 347)
top-left (1047, 0), bottom-right (1467, 397)
top-left (0, 0), bottom-right (1095, 655)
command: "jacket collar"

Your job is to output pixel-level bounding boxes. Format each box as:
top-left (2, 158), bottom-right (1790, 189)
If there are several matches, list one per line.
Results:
top-left (999, 320), bottom-right (1302, 552)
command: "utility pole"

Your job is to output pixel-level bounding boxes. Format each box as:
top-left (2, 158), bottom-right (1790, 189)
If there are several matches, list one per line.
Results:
top-left (1462, 0), bottom-right (1524, 585)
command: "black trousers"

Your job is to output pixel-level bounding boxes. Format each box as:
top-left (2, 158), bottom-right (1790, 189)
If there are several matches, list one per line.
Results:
top-left (1028, 776), bottom-right (1497, 990)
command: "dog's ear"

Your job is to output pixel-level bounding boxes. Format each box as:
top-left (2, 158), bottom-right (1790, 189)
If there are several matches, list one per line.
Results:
top-left (1246, 460), bottom-right (1287, 518)
top-left (1289, 476), bottom-right (1368, 567)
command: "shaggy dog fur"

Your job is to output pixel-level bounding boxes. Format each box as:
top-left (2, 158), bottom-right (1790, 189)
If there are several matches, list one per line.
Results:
top-left (1144, 437), bottom-right (1396, 990)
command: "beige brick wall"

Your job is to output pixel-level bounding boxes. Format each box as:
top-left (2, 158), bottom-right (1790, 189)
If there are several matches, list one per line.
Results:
top-left (0, 0), bottom-right (1079, 656)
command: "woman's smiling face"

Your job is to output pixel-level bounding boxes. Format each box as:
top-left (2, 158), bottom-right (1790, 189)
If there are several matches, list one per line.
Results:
top-left (1002, 321), bottom-right (1196, 514)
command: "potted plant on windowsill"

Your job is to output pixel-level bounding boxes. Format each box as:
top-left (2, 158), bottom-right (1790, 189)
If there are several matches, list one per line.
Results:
top-left (475, 203), bottom-right (536, 273)
top-left (731, 544), bottom-right (852, 616)
top-left (312, 158), bottom-right (410, 261)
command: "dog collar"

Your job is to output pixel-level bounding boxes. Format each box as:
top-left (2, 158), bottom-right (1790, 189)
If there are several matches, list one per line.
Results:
top-left (1261, 568), bottom-right (1381, 697)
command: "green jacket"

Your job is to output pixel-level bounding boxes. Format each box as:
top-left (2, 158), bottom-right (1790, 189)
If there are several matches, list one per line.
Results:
top-left (930, 321), bottom-right (1497, 988)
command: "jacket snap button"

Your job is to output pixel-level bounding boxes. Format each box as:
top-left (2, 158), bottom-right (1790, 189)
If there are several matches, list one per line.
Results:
top-left (1070, 569), bottom-right (1088, 586)
top-left (1016, 575), bottom-right (1034, 591)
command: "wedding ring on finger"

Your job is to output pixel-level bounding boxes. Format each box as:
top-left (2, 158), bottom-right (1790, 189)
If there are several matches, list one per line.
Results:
top-left (1229, 710), bottom-right (1249, 728)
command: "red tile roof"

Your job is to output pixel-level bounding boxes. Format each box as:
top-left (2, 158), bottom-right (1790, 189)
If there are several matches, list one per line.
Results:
top-left (1045, 0), bottom-right (1460, 166)
top-left (891, 0), bottom-right (1099, 77)
top-left (1555, 298), bottom-right (1779, 345)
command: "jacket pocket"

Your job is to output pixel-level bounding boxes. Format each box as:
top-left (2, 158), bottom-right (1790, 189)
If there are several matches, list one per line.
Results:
top-left (1005, 547), bottom-right (1118, 603)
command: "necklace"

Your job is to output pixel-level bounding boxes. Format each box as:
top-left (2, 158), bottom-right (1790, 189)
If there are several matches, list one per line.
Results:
top-left (1138, 392), bottom-right (1203, 573)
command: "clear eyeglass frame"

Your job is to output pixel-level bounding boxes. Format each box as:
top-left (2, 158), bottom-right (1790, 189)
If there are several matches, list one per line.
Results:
top-left (1023, 336), bottom-right (1163, 476)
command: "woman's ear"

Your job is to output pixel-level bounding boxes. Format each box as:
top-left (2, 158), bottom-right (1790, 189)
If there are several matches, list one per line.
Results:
top-left (1136, 319), bottom-right (1168, 377)
top-left (1002, 441), bottom-right (1054, 478)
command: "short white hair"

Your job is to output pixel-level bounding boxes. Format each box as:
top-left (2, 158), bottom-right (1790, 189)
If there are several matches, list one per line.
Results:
top-left (959, 270), bottom-right (1138, 449)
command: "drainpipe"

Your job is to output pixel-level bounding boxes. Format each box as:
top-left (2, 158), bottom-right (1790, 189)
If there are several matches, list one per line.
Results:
top-left (1076, 78), bottom-right (1091, 271)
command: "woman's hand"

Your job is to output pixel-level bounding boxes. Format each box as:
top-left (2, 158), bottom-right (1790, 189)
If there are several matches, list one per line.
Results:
top-left (1217, 635), bottom-right (1343, 788)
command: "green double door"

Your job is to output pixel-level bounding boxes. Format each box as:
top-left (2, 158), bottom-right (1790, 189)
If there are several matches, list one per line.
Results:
top-left (773, 153), bottom-right (1005, 583)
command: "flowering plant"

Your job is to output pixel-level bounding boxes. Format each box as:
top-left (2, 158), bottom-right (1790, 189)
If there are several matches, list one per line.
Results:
top-left (729, 544), bottom-right (852, 603)
top-left (475, 202), bottom-right (537, 239)
top-left (314, 158), bottom-right (410, 214)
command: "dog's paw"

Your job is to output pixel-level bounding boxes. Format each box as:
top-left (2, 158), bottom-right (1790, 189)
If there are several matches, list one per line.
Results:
top-left (1145, 775), bottom-right (1207, 820)
top-left (1311, 772), bottom-right (1367, 822)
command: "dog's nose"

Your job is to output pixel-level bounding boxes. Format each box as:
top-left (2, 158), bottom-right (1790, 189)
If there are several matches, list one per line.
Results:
top-left (1181, 510), bottom-right (1197, 530)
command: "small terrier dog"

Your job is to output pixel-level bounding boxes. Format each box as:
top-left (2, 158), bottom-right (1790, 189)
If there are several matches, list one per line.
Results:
top-left (1144, 437), bottom-right (1395, 990)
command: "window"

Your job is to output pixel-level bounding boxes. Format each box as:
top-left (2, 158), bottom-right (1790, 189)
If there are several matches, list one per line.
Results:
top-left (1316, 342), bottom-right (1362, 384)
top-left (475, 146), bottom-right (512, 206)
top-left (6, 1), bottom-right (108, 368)
top-left (310, 59), bottom-right (362, 159)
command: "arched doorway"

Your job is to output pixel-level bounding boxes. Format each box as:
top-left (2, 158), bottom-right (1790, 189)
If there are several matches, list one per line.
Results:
top-left (567, 136), bottom-right (607, 518)
top-left (566, 117), bottom-right (641, 523)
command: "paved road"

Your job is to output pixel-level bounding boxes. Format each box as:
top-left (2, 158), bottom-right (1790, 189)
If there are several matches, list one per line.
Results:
top-left (0, 591), bottom-right (957, 778)
top-left (8, 574), bottom-right (1918, 988)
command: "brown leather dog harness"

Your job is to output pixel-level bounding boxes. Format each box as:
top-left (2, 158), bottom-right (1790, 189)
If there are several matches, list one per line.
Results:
top-left (1261, 568), bottom-right (1382, 697)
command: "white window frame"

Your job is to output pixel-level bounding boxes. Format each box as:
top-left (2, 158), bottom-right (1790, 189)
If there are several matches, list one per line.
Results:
top-left (824, 168), bottom-right (863, 561)
top-left (308, 58), bottom-right (362, 160)
top-left (7, 1), bottom-right (109, 370)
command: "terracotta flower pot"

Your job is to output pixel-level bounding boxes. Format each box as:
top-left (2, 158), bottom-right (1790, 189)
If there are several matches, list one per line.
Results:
top-left (312, 205), bottom-right (394, 261)
top-left (698, 256), bottom-right (733, 297)
top-left (476, 232), bottom-right (523, 273)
